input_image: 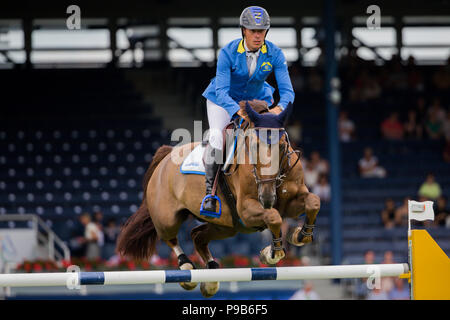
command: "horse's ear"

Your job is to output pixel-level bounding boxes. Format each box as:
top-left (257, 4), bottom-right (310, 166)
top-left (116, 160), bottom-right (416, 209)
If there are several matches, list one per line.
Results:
top-left (245, 101), bottom-right (261, 125)
top-left (277, 102), bottom-right (293, 126)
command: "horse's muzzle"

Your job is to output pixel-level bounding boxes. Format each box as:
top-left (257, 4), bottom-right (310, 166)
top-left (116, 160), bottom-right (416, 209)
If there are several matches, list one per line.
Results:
top-left (259, 196), bottom-right (276, 209)
top-left (258, 184), bottom-right (277, 209)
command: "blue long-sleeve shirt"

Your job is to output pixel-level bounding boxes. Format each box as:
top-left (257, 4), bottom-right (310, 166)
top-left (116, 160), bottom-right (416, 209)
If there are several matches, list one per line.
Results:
top-left (203, 39), bottom-right (295, 117)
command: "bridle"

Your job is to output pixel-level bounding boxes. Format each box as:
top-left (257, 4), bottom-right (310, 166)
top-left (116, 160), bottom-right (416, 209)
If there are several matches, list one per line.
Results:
top-left (224, 124), bottom-right (301, 189)
top-left (249, 127), bottom-right (301, 189)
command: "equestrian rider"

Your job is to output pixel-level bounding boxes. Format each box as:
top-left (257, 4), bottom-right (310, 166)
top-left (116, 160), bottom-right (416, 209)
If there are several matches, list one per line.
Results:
top-left (201, 6), bottom-right (295, 214)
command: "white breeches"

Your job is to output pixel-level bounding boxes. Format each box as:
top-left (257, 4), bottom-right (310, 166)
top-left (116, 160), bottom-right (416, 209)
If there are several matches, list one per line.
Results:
top-left (206, 99), bottom-right (232, 150)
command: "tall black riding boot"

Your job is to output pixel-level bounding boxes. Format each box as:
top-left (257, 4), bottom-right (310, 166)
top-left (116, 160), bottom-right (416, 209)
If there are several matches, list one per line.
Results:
top-left (203, 144), bottom-right (220, 212)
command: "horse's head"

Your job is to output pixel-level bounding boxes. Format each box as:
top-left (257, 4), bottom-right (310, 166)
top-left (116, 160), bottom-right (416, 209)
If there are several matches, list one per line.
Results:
top-left (242, 101), bottom-right (293, 209)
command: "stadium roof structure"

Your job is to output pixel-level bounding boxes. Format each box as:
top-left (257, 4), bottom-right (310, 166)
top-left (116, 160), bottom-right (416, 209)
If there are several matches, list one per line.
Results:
top-left (0, 0), bottom-right (448, 20)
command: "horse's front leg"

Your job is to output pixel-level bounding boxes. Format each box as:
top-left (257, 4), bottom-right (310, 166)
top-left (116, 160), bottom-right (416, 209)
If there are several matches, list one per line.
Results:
top-left (259, 207), bottom-right (287, 265)
top-left (286, 187), bottom-right (321, 247)
top-left (238, 198), bottom-right (285, 265)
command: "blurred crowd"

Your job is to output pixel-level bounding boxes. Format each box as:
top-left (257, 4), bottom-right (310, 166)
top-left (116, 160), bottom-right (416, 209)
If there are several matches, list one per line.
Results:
top-left (287, 53), bottom-right (450, 220)
top-left (288, 52), bottom-right (450, 156)
top-left (380, 177), bottom-right (449, 230)
top-left (69, 211), bottom-right (121, 261)
top-left (349, 250), bottom-right (410, 300)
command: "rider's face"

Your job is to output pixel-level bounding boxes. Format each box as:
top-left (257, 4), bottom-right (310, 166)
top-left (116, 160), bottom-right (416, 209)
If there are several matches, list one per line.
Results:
top-left (243, 28), bottom-right (267, 51)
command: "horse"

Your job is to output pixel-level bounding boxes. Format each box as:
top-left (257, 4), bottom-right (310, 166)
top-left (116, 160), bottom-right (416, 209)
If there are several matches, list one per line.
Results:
top-left (116, 101), bottom-right (321, 298)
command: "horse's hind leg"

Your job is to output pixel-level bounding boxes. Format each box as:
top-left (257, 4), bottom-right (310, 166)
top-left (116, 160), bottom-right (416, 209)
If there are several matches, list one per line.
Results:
top-left (165, 238), bottom-right (198, 291)
top-left (191, 223), bottom-right (237, 298)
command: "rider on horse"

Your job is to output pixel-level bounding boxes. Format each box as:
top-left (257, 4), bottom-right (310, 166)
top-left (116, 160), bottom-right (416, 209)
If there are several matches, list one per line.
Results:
top-left (117, 11), bottom-right (318, 297)
top-left (201, 6), bottom-right (295, 214)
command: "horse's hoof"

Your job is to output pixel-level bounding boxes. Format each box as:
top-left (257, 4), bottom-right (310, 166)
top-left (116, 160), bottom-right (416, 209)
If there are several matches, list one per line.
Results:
top-left (259, 245), bottom-right (285, 265)
top-left (298, 234), bottom-right (314, 245)
top-left (200, 282), bottom-right (220, 298)
top-left (179, 262), bottom-right (197, 291)
top-left (287, 227), bottom-right (313, 246)
top-left (297, 227), bottom-right (314, 245)
top-left (287, 227), bottom-right (303, 246)
top-left (180, 281), bottom-right (197, 291)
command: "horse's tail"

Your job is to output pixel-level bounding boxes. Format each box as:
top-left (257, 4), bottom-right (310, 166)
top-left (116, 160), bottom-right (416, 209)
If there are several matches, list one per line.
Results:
top-left (116, 145), bottom-right (173, 261)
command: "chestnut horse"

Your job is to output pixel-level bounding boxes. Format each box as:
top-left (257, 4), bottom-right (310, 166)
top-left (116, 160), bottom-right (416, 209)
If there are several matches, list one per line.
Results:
top-left (116, 102), bottom-right (320, 298)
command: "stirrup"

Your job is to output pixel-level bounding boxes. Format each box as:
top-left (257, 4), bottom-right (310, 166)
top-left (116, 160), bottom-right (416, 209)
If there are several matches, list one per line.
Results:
top-left (200, 194), bottom-right (222, 218)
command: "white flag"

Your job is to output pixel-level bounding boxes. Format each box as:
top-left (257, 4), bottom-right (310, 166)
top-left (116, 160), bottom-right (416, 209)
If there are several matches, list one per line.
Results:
top-left (408, 200), bottom-right (434, 222)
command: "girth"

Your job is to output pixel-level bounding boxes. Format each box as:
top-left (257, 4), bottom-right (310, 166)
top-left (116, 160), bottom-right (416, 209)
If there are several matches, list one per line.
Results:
top-left (217, 170), bottom-right (266, 233)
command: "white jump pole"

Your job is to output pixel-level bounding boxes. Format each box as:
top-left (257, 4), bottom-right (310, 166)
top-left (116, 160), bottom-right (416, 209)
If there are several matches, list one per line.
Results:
top-left (0, 264), bottom-right (409, 288)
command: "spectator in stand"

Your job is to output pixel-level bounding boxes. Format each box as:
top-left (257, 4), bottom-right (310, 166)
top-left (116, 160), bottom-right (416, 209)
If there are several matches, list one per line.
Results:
top-left (338, 110), bottom-right (356, 142)
top-left (381, 198), bottom-right (397, 229)
top-left (394, 197), bottom-right (411, 227)
top-left (303, 161), bottom-right (319, 189)
top-left (309, 151), bottom-right (329, 176)
top-left (361, 75), bottom-right (382, 101)
top-left (103, 218), bottom-right (121, 260)
top-left (354, 250), bottom-right (376, 299)
top-left (80, 212), bottom-right (102, 259)
top-left (381, 112), bottom-right (404, 140)
top-left (69, 216), bottom-right (87, 258)
top-left (428, 97), bottom-right (447, 124)
top-left (364, 249), bottom-right (375, 264)
top-left (312, 174), bottom-right (331, 202)
top-left (303, 151), bottom-right (329, 189)
top-left (367, 287), bottom-right (389, 300)
top-left (387, 59), bottom-right (408, 91)
top-left (93, 211), bottom-right (105, 251)
top-left (418, 173), bottom-right (442, 200)
top-left (425, 110), bottom-right (443, 140)
top-left (404, 109), bottom-right (423, 139)
top-left (389, 278), bottom-right (410, 300)
top-left (380, 251), bottom-right (395, 294)
top-left (358, 147), bottom-right (387, 178)
top-left (435, 196), bottom-right (449, 227)
top-left (290, 281), bottom-right (320, 300)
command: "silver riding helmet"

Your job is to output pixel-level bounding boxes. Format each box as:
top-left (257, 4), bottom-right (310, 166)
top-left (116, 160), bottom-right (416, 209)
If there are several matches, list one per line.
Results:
top-left (239, 6), bottom-right (270, 30)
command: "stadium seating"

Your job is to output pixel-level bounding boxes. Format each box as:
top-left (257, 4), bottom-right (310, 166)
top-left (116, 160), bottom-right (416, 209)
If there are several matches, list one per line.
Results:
top-left (0, 65), bottom-right (448, 264)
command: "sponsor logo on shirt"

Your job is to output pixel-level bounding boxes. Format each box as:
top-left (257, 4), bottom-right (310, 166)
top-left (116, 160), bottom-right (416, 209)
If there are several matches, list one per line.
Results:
top-left (261, 61), bottom-right (272, 72)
